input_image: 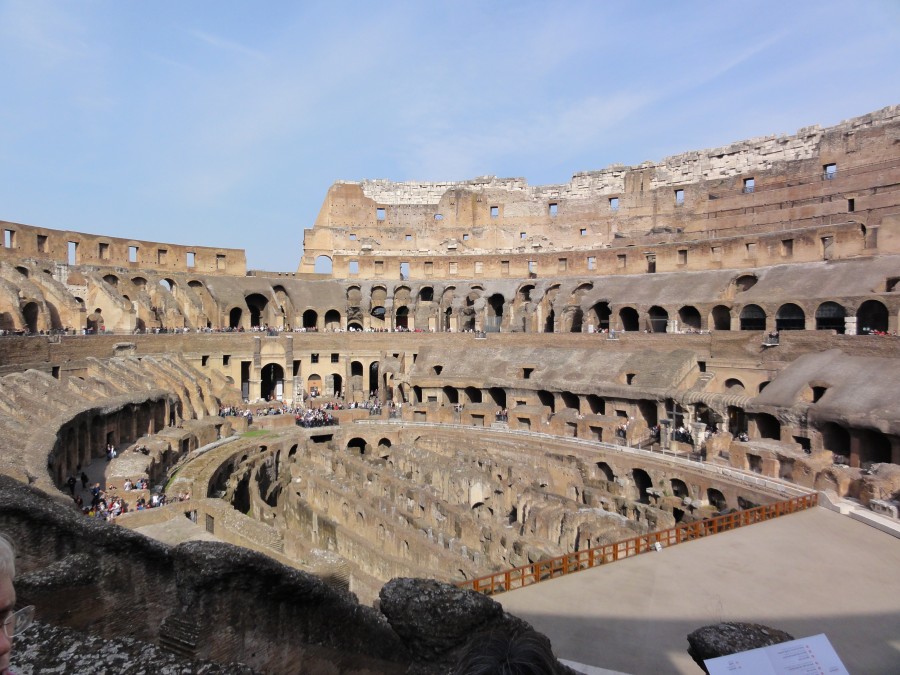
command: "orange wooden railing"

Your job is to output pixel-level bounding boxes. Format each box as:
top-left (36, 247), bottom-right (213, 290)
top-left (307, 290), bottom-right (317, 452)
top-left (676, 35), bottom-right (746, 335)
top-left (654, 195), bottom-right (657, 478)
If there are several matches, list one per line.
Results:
top-left (457, 493), bottom-right (818, 596)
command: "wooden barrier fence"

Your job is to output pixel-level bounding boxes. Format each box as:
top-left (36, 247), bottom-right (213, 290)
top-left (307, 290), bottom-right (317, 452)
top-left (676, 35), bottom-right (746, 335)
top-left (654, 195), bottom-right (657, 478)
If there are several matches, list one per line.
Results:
top-left (457, 492), bottom-right (818, 597)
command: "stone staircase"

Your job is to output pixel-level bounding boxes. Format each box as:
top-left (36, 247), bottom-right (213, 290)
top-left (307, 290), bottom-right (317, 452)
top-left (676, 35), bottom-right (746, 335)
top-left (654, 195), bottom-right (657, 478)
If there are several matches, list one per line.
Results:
top-left (158, 615), bottom-right (200, 660)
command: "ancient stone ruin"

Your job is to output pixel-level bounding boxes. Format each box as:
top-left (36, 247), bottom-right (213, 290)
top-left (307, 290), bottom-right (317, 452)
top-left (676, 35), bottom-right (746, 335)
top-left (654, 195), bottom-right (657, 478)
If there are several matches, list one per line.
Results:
top-left (0, 105), bottom-right (898, 672)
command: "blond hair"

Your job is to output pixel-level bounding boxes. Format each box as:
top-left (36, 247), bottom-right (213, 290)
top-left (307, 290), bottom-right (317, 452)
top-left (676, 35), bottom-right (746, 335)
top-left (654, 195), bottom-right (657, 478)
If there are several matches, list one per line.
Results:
top-left (0, 534), bottom-right (15, 579)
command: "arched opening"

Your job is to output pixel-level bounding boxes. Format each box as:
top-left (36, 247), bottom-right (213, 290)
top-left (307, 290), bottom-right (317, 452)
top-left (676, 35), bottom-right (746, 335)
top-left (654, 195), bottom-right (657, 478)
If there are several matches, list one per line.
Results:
top-left (821, 422), bottom-right (850, 461)
top-left (734, 274), bottom-right (758, 292)
top-left (21, 302), bottom-right (39, 333)
top-left (670, 478), bottom-right (689, 499)
top-left (596, 462), bottom-right (615, 482)
top-left (302, 309), bottom-right (318, 330)
top-left (857, 300), bottom-right (889, 334)
top-left (711, 305), bottom-right (731, 331)
top-left (631, 469), bottom-right (653, 504)
top-left (245, 294), bottom-right (269, 328)
top-left (307, 374), bottom-right (322, 397)
top-left (619, 307), bottom-right (639, 331)
top-left (229, 307), bottom-right (243, 329)
top-left (740, 304), bottom-right (766, 331)
top-left (486, 294), bottom-right (504, 332)
top-left (724, 378), bottom-right (745, 393)
top-left (544, 309), bottom-right (555, 333)
top-left (351, 361), bottom-right (363, 377)
top-left (561, 391), bottom-right (579, 411)
top-left (261, 363), bottom-right (285, 401)
top-left (103, 274), bottom-right (119, 287)
top-left (443, 386), bottom-right (459, 405)
top-left (418, 287), bottom-right (434, 302)
top-left (348, 322), bottom-right (363, 331)
top-left (464, 386), bottom-right (483, 404)
top-left (347, 437), bottom-right (367, 455)
top-left (324, 309), bottom-right (341, 330)
top-left (314, 255), bottom-right (333, 274)
top-left (707, 488), bottom-right (727, 511)
top-left (87, 309), bottom-right (103, 334)
top-left (857, 429), bottom-right (892, 465)
top-left (776, 303), bottom-right (805, 331)
top-left (637, 400), bottom-right (658, 426)
top-left (15, 266), bottom-right (28, 278)
top-left (755, 413), bottom-right (780, 440)
top-left (488, 387), bottom-right (506, 408)
top-left (395, 306), bottom-right (409, 329)
top-left (369, 362), bottom-right (380, 397)
top-left (537, 390), bottom-right (555, 414)
top-left (591, 302), bottom-right (611, 332)
top-left (331, 373), bottom-right (343, 398)
top-left (678, 306), bottom-right (701, 331)
top-left (815, 302), bottom-right (846, 333)
top-left (648, 306), bottom-right (668, 333)
top-left (586, 395), bottom-right (605, 415)
top-left (569, 308), bottom-right (584, 333)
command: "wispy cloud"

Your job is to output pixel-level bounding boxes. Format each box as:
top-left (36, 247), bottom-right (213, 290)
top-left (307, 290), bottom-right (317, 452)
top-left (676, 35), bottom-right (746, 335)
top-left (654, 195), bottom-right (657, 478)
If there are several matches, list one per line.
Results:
top-left (187, 28), bottom-right (266, 61)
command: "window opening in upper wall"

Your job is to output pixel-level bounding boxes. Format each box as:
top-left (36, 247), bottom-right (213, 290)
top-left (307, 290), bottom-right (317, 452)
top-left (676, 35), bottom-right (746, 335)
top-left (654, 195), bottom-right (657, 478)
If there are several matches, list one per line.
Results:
top-left (490, 206), bottom-right (499, 218)
top-left (349, 233), bottom-right (357, 240)
top-left (187, 251), bottom-right (195, 267)
top-left (3, 230), bottom-right (13, 248)
top-left (609, 197), bottom-right (619, 211)
top-left (99, 242), bottom-right (109, 260)
top-left (463, 233), bottom-right (469, 240)
top-left (520, 232), bottom-right (527, 240)
top-left (376, 208), bottom-right (386, 221)
top-left (68, 241), bottom-right (78, 265)
top-left (847, 198), bottom-right (855, 213)
top-left (37, 235), bottom-right (48, 253)
top-left (216, 254), bottom-right (226, 270)
top-left (349, 260), bottom-right (359, 275)
top-left (580, 228), bottom-right (587, 236)
top-left (675, 189), bottom-right (685, 206)
top-left (549, 203), bottom-right (558, 217)
top-left (434, 213), bottom-right (443, 220)
top-left (823, 163), bottom-right (837, 180)
top-left (405, 234), bottom-right (412, 241)
top-left (158, 249), bottom-right (167, 265)
top-left (743, 177), bottom-right (755, 193)
top-left (677, 249), bottom-right (687, 265)
top-left (129, 246), bottom-right (138, 263)
top-left (587, 256), bottom-right (596, 270)
top-left (781, 239), bottom-right (793, 257)
top-left (400, 261), bottom-right (410, 280)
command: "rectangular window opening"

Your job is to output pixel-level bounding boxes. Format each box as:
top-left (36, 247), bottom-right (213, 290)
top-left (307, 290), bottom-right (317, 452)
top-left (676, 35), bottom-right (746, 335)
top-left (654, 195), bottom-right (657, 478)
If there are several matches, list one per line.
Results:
top-left (405, 234), bottom-right (412, 241)
top-left (522, 368), bottom-right (534, 379)
top-left (548, 203), bottom-right (558, 217)
top-left (187, 251), bottom-right (195, 267)
top-left (374, 260), bottom-right (384, 276)
top-left (823, 163), bottom-right (837, 180)
top-left (490, 206), bottom-right (499, 218)
top-left (201, 355), bottom-right (209, 367)
top-left (580, 228), bottom-right (587, 236)
top-left (349, 233), bottom-right (357, 241)
top-left (463, 233), bottom-right (470, 241)
top-left (216, 254), bottom-right (226, 270)
top-left (293, 360), bottom-right (301, 377)
top-left (587, 256), bottom-right (596, 270)
top-left (501, 260), bottom-right (510, 275)
top-left (3, 230), bottom-right (14, 248)
top-left (617, 254), bottom-right (626, 269)
top-left (68, 241), bottom-right (79, 265)
top-left (609, 197), bottom-right (619, 211)
top-left (558, 258), bottom-right (567, 272)
top-left (424, 261), bottom-right (433, 276)
top-left (745, 242), bottom-right (757, 257)
top-left (743, 178), bottom-right (755, 193)
top-left (157, 249), bottom-right (167, 265)
top-left (677, 249), bottom-right (687, 265)
top-left (37, 235), bottom-right (48, 253)
top-left (781, 239), bottom-right (794, 257)
top-left (311, 353), bottom-right (319, 364)
top-left (349, 260), bottom-right (359, 275)
top-left (520, 232), bottom-right (527, 240)
top-left (223, 355), bottom-right (231, 366)
top-left (847, 198), bottom-right (855, 213)
top-left (400, 261), bottom-right (410, 280)
top-left (376, 208), bottom-right (386, 221)
top-left (449, 261), bottom-right (458, 275)
top-left (331, 353), bottom-right (340, 363)
top-left (675, 189), bottom-right (685, 206)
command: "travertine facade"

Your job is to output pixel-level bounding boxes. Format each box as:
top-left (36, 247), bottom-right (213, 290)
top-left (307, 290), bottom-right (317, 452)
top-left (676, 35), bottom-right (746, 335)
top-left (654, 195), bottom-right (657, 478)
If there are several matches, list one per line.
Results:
top-left (0, 105), bottom-right (898, 671)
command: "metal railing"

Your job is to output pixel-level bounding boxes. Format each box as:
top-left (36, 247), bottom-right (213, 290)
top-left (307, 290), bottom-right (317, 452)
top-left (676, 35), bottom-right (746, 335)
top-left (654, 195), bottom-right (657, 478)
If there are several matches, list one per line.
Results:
top-left (457, 492), bottom-right (818, 596)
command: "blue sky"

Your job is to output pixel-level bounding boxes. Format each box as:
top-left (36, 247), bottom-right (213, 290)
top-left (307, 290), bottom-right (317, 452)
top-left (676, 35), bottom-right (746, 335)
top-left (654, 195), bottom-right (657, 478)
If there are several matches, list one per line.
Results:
top-left (0, 1), bottom-right (898, 273)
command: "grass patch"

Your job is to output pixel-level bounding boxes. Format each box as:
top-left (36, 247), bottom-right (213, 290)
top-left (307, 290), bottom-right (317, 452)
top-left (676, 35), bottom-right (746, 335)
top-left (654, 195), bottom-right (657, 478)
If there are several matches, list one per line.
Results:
top-left (242, 429), bottom-right (272, 438)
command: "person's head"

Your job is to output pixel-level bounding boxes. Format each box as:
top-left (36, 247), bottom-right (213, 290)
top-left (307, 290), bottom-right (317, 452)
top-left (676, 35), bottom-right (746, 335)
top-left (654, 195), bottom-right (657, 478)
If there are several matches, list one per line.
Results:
top-left (453, 630), bottom-right (561, 675)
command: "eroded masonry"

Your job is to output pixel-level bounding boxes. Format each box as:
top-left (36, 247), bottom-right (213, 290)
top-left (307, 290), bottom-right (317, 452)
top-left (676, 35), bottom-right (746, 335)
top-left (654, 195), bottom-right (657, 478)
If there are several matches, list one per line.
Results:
top-left (0, 105), bottom-right (899, 672)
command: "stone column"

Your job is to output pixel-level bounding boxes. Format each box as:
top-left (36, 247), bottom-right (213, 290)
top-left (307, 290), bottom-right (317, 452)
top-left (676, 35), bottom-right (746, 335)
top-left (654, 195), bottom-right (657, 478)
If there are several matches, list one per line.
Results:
top-left (848, 430), bottom-right (863, 468)
top-left (844, 316), bottom-right (857, 335)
